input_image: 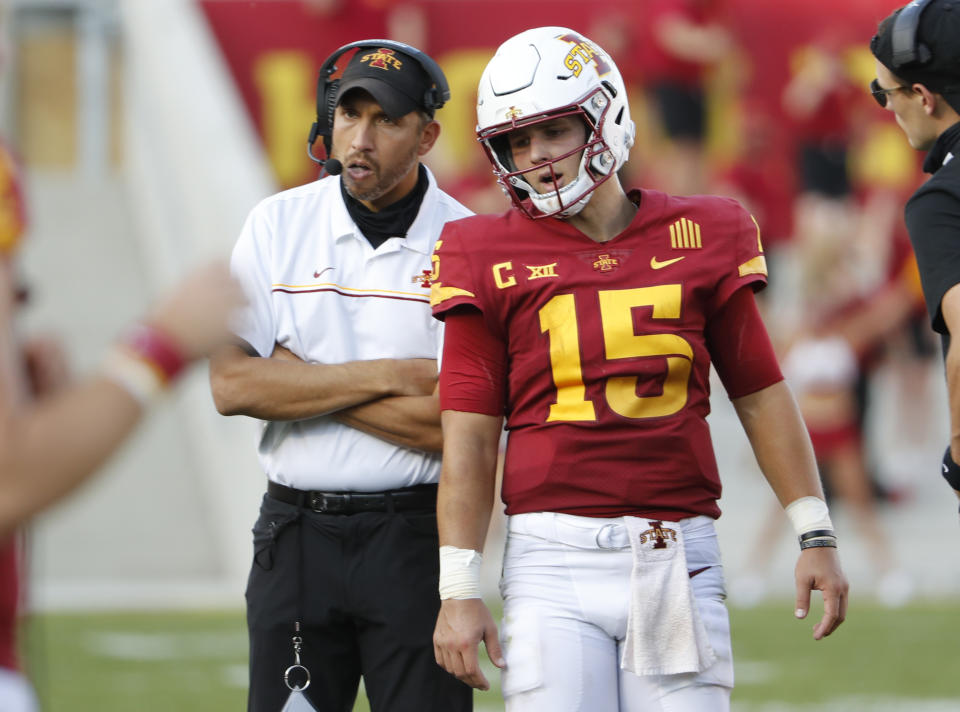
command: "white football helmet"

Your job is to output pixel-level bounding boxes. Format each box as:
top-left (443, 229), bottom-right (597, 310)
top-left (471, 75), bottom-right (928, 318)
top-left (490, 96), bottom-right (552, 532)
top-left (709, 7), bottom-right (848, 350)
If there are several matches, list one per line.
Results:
top-left (476, 26), bottom-right (635, 219)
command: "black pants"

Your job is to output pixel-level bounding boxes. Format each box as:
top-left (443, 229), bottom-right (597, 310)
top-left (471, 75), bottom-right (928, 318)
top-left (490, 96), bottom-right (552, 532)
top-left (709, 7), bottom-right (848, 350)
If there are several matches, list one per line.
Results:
top-left (245, 493), bottom-right (472, 712)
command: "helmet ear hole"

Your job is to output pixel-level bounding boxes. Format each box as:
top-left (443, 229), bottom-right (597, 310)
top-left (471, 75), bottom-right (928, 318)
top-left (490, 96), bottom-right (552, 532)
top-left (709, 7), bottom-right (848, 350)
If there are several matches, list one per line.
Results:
top-left (615, 106), bottom-right (624, 125)
top-left (488, 135), bottom-right (517, 172)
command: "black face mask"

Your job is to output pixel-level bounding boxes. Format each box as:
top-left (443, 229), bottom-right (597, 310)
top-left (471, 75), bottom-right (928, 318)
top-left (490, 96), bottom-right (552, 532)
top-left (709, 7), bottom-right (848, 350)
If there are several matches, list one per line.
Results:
top-left (340, 164), bottom-right (429, 249)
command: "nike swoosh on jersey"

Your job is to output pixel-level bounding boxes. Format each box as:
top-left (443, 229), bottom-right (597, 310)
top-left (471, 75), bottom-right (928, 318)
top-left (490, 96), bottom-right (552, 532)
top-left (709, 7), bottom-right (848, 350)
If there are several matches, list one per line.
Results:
top-left (650, 256), bottom-right (685, 270)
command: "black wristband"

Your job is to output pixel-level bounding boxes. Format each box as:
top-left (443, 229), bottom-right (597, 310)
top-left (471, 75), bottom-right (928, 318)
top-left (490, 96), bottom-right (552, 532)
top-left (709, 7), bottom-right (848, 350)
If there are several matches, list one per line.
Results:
top-left (799, 529), bottom-right (835, 542)
top-left (800, 537), bottom-right (838, 550)
top-left (941, 447), bottom-right (960, 490)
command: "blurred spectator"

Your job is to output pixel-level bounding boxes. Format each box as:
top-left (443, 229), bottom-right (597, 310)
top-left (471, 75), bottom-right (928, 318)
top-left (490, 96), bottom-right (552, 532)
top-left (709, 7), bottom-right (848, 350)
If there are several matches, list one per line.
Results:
top-left (0, 135), bottom-right (243, 711)
top-left (782, 34), bottom-right (861, 203)
top-left (639, 0), bottom-right (735, 195)
top-left (712, 103), bottom-right (795, 248)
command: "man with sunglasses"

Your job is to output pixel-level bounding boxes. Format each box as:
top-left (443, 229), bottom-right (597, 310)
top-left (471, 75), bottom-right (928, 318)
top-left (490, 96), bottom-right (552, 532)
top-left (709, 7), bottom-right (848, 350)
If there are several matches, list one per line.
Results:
top-left (870, 0), bottom-right (960, 507)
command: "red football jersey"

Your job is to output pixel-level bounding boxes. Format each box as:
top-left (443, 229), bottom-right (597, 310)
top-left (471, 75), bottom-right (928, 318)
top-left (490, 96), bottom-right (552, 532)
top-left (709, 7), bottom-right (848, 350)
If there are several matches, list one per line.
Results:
top-left (431, 189), bottom-right (767, 520)
top-left (0, 536), bottom-right (19, 671)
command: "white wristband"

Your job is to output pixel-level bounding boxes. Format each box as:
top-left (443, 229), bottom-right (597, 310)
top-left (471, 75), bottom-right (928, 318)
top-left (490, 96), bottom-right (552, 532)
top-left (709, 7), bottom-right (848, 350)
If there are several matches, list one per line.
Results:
top-left (100, 347), bottom-right (165, 407)
top-left (438, 545), bottom-right (482, 600)
top-left (785, 496), bottom-right (833, 537)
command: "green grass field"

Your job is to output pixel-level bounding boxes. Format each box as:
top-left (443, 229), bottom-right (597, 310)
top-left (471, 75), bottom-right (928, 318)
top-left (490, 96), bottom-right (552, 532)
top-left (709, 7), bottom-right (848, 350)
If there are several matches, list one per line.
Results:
top-left (19, 600), bottom-right (960, 711)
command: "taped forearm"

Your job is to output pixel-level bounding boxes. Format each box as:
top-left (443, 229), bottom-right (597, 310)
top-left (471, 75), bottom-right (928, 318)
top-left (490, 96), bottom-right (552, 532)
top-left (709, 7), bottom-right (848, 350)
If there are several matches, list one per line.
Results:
top-left (439, 545), bottom-right (483, 599)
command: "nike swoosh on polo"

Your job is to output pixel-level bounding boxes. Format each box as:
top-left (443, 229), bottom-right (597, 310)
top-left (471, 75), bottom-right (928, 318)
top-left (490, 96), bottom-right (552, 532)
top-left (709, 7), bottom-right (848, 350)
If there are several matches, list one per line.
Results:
top-left (650, 256), bottom-right (685, 270)
top-left (313, 267), bottom-right (334, 278)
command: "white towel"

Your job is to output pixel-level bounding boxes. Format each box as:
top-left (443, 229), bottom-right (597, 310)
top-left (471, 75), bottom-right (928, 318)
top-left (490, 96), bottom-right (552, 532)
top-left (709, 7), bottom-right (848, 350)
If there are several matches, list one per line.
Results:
top-left (280, 688), bottom-right (319, 712)
top-left (620, 517), bottom-right (716, 676)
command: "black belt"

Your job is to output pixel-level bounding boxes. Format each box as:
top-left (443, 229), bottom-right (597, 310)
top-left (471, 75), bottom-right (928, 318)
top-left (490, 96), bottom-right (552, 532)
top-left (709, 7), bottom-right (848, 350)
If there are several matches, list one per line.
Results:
top-left (267, 480), bottom-right (437, 514)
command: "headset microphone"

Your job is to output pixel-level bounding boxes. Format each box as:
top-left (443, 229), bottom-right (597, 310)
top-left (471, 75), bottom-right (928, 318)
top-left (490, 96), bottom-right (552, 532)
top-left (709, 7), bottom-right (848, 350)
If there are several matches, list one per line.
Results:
top-left (307, 39), bottom-right (450, 180)
top-left (307, 122), bottom-right (342, 176)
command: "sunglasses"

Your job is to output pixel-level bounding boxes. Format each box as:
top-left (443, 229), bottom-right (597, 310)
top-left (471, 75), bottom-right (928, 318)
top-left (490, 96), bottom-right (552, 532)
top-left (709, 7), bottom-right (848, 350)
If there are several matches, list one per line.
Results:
top-left (870, 78), bottom-right (910, 108)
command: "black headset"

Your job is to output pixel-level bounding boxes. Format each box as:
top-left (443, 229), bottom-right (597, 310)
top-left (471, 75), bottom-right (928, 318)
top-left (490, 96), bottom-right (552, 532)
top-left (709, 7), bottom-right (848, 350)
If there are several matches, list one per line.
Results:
top-left (891, 0), bottom-right (935, 67)
top-left (306, 39), bottom-right (451, 173)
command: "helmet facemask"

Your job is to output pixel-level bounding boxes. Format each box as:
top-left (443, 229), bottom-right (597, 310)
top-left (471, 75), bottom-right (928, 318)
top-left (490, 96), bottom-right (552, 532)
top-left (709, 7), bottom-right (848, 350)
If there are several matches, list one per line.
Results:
top-left (475, 27), bottom-right (635, 220)
top-left (479, 89), bottom-right (619, 219)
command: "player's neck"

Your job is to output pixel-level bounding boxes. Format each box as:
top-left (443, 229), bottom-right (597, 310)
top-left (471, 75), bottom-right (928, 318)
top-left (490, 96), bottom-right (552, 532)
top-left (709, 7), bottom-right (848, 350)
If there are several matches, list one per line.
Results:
top-left (565, 180), bottom-right (636, 243)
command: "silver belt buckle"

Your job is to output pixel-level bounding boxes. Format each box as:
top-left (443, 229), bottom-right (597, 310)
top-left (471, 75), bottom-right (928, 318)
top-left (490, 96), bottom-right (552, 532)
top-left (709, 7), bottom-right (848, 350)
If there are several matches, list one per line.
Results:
top-left (310, 492), bottom-right (349, 513)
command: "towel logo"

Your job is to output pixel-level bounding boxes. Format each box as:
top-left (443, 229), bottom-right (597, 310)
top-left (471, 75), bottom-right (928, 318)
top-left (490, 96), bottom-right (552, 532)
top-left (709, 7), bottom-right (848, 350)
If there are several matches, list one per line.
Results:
top-left (639, 520), bottom-right (677, 549)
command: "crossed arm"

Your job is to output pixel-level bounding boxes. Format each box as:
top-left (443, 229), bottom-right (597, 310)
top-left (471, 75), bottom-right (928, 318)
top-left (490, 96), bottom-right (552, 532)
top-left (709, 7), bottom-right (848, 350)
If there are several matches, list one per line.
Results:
top-left (209, 343), bottom-right (442, 452)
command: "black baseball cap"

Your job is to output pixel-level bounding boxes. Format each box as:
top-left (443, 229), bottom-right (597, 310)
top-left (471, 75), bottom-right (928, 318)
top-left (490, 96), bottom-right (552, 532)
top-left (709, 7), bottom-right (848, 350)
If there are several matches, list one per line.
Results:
top-left (336, 46), bottom-right (436, 119)
top-left (871, 0), bottom-right (960, 111)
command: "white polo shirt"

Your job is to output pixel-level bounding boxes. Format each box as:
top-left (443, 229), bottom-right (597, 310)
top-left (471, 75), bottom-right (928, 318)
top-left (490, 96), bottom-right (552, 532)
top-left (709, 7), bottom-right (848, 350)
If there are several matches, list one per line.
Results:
top-left (230, 167), bottom-right (472, 492)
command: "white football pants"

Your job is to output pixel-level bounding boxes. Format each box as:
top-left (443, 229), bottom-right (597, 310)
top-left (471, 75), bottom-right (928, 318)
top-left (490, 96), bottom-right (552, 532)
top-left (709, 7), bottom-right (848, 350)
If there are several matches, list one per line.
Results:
top-left (0, 668), bottom-right (39, 712)
top-left (499, 512), bottom-right (734, 712)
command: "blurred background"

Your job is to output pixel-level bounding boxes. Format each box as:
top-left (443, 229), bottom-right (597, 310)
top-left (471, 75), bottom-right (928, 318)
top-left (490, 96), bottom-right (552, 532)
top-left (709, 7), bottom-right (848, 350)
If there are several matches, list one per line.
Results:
top-left (2, 0), bottom-right (959, 709)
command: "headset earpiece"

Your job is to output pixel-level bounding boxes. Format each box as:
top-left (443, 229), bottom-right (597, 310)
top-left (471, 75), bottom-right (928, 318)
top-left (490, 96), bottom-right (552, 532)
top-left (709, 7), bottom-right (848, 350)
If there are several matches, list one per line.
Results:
top-left (325, 78), bottom-right (340, 132)
top-left (307, 39), bottom-right (450, 167)
top-left (892, 0), bottom-right (935, 67)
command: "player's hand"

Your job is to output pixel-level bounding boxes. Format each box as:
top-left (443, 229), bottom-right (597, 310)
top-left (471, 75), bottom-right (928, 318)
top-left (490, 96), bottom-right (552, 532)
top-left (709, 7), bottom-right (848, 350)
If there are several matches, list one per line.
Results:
top-left (22, 335), bottom-right (70, 398)
top-left (433, 598), bottom-right (504, 690)
top-left (794, 546), bottom-right (848, 640)
top-left (149, 261), bottom-right (245, 361)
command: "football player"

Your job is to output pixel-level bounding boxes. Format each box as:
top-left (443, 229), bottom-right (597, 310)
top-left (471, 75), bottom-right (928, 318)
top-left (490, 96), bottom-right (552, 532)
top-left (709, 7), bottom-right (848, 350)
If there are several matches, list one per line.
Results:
top-left (430, 26), bottom-right (849, 711)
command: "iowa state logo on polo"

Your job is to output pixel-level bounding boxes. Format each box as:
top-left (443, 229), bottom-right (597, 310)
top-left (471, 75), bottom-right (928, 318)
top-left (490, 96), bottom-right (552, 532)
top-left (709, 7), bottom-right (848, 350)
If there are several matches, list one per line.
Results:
top-left (361, 48), bottom-right (403, 71)
top-left (411, 269), bottom-right (432, 288)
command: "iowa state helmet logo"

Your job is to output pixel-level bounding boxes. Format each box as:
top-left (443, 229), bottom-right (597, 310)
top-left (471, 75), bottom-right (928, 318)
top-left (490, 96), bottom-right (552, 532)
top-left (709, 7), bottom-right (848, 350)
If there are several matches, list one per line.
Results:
top-left (557, 32), bottom-right (611, 77)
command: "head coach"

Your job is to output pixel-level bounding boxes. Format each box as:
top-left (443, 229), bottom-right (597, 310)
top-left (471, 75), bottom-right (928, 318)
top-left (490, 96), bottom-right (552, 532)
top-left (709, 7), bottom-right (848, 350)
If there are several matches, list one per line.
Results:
top-left (870, 0), bottom-right (960, 508)
top-left (210, 40), bottom-right (473, 712)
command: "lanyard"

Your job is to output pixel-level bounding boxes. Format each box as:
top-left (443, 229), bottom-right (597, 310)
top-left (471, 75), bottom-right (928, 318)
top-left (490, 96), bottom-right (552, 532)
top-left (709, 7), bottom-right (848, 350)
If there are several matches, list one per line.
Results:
top-left (284, 509), bottom-right (312, 694)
